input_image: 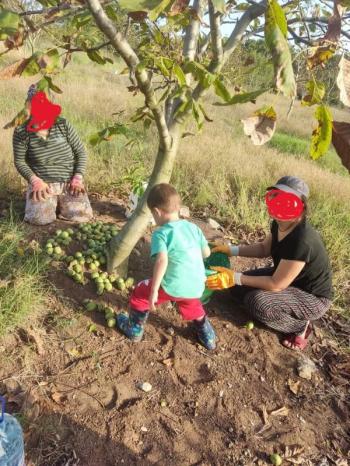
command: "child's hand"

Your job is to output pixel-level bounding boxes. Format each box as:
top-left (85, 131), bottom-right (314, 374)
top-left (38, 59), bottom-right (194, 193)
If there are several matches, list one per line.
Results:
top-left (149, 288), bottom-right (158, 311)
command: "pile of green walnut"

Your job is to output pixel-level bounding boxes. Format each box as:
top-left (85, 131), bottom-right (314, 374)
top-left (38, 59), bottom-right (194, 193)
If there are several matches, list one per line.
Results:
top-left (44, 222), bottom-right (134, 295)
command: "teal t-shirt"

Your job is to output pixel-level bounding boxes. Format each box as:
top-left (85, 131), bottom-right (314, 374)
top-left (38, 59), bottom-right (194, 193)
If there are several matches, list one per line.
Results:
top-left (151, 220), bottom-right (208, 299)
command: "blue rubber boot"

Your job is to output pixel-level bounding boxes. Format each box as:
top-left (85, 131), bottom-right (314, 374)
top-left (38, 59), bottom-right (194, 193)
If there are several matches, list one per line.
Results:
top-left (116, 308), bottom-right (149, 342)
top-left (194, 316), bottom-right (216, 350)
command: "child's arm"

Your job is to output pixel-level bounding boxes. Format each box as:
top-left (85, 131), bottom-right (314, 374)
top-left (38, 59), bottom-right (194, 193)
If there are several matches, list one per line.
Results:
top-left (202, 245), bottom-right (211, 259)
top-left (149, 251), bottom-right (168, 311)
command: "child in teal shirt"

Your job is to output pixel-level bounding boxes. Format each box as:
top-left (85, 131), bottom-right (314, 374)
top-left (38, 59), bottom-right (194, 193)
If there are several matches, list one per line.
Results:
top-left (116, 183), bottom-right (216, 350)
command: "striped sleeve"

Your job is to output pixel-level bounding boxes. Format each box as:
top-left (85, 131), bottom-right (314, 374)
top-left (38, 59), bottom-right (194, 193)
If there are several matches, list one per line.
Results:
top-left (65, 119), bottom-right (87, 176)
top-left (13, 125), bottom-right (34, 182)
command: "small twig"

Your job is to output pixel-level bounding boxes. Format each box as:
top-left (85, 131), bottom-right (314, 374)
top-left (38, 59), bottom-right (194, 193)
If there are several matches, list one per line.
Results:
top-left (54, 380), bottom-right (105, 408)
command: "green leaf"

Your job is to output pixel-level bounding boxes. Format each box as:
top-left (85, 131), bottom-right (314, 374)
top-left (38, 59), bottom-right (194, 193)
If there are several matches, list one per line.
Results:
top-left (44, 48), bottom-right (60, 73)
top-left (148, 0), bottom-right (173, 20)
top-left (265, 0), bottom-right (287, 45)
top-left (254, 105), bottom-right (277, 120)
top-left (143, 118), bottom-right (152, 130)
top-left (211, 0), bottom-right (226, 13)
top-left (192, 100), bottom-right (203, 130)
top-left (301, 80), bottom-right (325, 107)
top-left (213, 78), bottom-right (232, 102)
top-left (155, 57), bottom-right (173, 77)
top-left (89, 133), bottom-right (101, 146)
top-left (0, 9), bottom-right (19, 35)
top-left (21, 54), bottom-right (41, 77)
top-left (198, 103), bottom-right (213, 122)
top-left (172, 63), bottom-right (187, 86)
top-left (214, 88), bottom-right (267, 106)
top-left (310, 105), bottom-right (332, 160)
top-left (264, 0), bottom-right (296, 97)
top-left (44, 76), bottom-right (63, 93)
top-left (105, 5), bottom-right (120, 22)
top-left (87, 50), bottom-right (106, 65)
top-left (119, 0), bottom-right (159, 11)
top-left (119, 0), bottom-right (171, 18)
top-left (72, 11), bottom-right (92, 28)
top-left (36, 77), bottom-right (50, 93)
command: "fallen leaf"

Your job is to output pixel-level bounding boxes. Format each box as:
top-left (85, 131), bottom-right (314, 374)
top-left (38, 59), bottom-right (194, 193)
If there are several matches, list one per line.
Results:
top-left (162, 358), bottom-right (174, 367)
top-left (261, 405), bottom-right (269, 425)
top-left (283, 444), bottom-right (305, 464)
top-left (270, 406), bottom-right (289, 417)
top-left (51, 391), bottom-right (67, 404)
top-left (67, 347), bottom-right (82, 358)
top-left (335, 459), bottom-right (348, 466)
top-left (287, 378), bottom-right (301, 395)
top-left (19, 327), bottom-right (45, 355)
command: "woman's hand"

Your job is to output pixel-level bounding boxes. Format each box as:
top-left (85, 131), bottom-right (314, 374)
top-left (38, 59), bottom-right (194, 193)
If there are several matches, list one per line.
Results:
top-left (210, 242), bottom-right (233, 256)
top-left (69, 174), bottom-right (86, 196)
top-left (149, 288), bottom-right (159, 311)
top-left (206, 266), bottom-right (235, 290)
top-left (30, 175), bottom-right (52, 202)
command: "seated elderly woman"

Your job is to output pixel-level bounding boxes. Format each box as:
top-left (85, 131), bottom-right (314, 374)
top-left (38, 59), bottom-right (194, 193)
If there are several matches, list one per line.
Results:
top-left (206, 176), bottom-right (332, 351)
top-left (12, 84), bottom-right (93, 225)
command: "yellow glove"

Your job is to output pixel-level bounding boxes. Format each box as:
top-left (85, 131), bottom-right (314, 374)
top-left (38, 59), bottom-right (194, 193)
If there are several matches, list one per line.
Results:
top-left (209, 242), bottom-right (232, 256)
top-left (205, 266), bottom-right (235, 290)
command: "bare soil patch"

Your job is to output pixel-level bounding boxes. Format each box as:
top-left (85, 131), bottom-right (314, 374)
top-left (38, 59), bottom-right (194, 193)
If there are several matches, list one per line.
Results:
top-left (0, 195), bottom-right (349, 465)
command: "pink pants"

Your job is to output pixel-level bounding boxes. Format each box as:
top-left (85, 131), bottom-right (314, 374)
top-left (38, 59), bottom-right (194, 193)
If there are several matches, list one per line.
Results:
top-left (130, 279), bottom-right (206, 321)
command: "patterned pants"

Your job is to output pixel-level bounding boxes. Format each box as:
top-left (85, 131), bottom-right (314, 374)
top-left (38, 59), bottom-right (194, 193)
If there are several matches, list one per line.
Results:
top-left (24, 182), bottom-right (93, 226)
top-left (230, 267), bottom-right (331, 334)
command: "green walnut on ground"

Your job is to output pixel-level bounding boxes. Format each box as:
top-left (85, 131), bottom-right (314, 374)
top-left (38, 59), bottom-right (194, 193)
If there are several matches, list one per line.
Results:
top-left (43, 223), bottom-right (135, 296)
top-left (270, 453), bottom-right (282, 466)
top-left (83, 300), bottom-right (117, 328)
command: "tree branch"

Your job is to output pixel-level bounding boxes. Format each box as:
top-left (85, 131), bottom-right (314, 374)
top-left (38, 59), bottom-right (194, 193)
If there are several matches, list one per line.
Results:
top-left (66, 41), bottom-right (111, 52)
top-left (183, 0), bottom-right (204, 62)
top-left (208, 0), bottom-right (223, 66)
top-left (85, 0), bottom-right (171, 151)
top-left (223, 0), bottom-right (266, 63)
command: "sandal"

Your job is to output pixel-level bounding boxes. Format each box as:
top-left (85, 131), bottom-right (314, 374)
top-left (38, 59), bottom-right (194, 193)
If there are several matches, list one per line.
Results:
top-left (282, 324), bottom-right (312, 351)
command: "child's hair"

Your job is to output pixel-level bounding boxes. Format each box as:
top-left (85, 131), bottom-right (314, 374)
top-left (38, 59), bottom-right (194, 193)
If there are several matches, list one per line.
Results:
top-left (147, 183), bottom-right (181, 213)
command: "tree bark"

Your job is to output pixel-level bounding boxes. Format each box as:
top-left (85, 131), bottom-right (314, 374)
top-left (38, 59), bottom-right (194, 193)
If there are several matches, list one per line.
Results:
top-left (107, 124), bottom-right (182, 273)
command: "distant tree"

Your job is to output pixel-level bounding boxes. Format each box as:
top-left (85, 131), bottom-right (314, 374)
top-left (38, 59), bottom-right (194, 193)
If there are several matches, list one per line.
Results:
top-left (1, 0), bottom-right (349, 273)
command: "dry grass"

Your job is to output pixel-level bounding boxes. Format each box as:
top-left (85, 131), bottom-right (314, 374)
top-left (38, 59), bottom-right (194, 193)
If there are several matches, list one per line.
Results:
top-left (0, 54), bottom-right (349, 312)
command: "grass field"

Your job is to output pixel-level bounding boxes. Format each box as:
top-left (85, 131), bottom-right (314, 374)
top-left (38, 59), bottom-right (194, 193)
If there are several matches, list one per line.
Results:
top-left (0, 51), bottom-right (350, 331)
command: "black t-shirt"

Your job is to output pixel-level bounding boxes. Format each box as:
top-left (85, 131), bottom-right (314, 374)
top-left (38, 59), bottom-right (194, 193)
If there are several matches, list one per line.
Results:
top-left (270, 219), bottom-right (332, 299)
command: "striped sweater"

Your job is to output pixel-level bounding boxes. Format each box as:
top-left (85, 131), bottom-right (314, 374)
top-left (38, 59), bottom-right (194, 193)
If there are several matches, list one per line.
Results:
top-left (13, 117), bottom-right (87, 183)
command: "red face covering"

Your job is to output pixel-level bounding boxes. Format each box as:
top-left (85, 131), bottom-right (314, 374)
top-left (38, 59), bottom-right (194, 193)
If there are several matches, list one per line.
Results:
top-left (26, 91), bottom-right (62, 132)
top-left (265, 189), bottom-right (304, 221)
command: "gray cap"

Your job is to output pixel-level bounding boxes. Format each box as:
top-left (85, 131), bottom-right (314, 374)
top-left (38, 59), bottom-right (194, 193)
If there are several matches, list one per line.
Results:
top-left (267, 176), bottom-right (309, 199)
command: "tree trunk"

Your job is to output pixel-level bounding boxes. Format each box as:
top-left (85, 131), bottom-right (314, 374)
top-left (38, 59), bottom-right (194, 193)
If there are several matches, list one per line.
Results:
top-left (107, 125), bottom-right (181, 274)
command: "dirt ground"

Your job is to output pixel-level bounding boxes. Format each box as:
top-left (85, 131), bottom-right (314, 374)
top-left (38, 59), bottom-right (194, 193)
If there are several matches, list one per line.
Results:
top-left (0, 194), bottom-right (349, 466)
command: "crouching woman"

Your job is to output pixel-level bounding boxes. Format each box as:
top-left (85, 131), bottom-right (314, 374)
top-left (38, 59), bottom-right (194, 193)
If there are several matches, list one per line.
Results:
top-left (12, 85), bottom-right (93, 225)
top-left (207, 176), bottom-right (332, 350)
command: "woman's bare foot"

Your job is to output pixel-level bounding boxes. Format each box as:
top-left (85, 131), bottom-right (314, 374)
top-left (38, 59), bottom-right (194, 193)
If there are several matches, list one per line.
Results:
top-left (282, 322), bottom-right (311, 350)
